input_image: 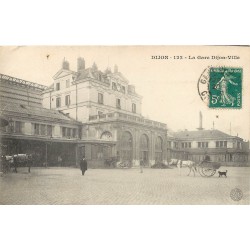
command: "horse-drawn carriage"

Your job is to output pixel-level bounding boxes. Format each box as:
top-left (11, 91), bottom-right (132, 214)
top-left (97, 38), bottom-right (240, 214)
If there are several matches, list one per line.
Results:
top-left (1, 154), bottom-right (33, 173)
top-left (170, 158), bottom-right (221, 177)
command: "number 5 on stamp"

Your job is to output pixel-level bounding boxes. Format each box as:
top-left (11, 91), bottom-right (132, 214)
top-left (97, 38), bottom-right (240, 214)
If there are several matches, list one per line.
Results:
top-left (209, 67), bottom-right (242, 108)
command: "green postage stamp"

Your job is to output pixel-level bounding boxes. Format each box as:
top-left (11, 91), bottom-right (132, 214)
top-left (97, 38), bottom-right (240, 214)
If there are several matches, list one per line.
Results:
top-left (209, 67), bottom-right (242, 108)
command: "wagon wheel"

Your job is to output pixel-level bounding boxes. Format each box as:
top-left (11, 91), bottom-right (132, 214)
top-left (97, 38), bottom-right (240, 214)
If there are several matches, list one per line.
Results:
top-left (202, 167), bottom-right (216, 177)
top-left (198, 166), bottom-right (206, 177)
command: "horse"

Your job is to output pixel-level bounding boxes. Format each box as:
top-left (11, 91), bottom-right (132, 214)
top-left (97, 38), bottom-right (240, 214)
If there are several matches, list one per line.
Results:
top-left (182, 160), bottom-right (197, 176)
top-left (176, 160), bottom-right (197, 176)
top-left (4, 154), bottom-right (33, 173)
top-left (169, 159), bottom-right (178, 166)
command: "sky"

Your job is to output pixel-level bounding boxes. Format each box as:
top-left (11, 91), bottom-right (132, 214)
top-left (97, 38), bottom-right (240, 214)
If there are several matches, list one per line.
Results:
top-left (0, 46), bottom-right (249, 140)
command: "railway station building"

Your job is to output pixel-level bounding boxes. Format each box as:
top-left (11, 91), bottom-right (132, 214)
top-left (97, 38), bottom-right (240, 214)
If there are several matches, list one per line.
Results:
top-left (0, 58), bottom-right (249, 167)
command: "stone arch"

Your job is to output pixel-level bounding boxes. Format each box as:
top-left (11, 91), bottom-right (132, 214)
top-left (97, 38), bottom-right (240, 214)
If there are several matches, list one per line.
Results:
top-left (100, 131), bottom-right (113, 140)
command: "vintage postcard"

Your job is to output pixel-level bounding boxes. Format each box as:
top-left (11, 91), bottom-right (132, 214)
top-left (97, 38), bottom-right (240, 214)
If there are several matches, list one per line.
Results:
top-left (0, 46), bottom-right (249, 204)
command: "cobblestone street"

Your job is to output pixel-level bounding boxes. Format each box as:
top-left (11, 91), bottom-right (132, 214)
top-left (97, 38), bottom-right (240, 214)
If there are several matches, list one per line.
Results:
top-left (0, 166), bottom-right (249, 205)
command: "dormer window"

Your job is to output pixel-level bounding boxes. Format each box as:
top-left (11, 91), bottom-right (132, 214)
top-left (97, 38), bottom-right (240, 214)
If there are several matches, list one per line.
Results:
top-left (56, 82), bottom-right (60, 91)
top-left (122, 86), bottom-right (125, 93)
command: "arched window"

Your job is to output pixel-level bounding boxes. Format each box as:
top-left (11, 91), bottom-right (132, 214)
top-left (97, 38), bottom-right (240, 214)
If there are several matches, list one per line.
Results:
top-left (100, 131), bottom-right (112, 140)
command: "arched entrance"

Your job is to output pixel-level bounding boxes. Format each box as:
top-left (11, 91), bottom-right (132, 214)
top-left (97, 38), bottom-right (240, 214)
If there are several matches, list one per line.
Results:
top-left (140, 134), bottom-right (149, 165)
top-left (155, 136), bottom-right (163, 162)
top-left (120, 131), bottom-right (133, 161)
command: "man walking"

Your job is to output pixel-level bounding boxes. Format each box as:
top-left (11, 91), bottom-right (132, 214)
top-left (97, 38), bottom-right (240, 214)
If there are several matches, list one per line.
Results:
top-left (80, 157), bottom-right (87, 175)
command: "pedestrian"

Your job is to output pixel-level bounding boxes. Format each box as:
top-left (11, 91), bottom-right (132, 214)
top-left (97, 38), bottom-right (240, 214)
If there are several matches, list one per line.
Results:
top-left (177, 160), bottom-right (182, 176)
top-left (140, 158), bottom-right (144, 173)
top-left (80, 157), bottom-right (88, 175)
top-left (57, 155), bottom-right (62, 167)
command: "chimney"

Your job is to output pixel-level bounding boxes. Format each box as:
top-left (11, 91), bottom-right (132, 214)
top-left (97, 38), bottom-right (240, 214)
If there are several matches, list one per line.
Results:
top-left (62, 58), bottom-right (70, 70)
top-left (114, 64), bottom-right (118, 73)
top-left (92, 62), bottom-right (98, 71)
top-left (77, 57), bottom-right (85, 72)
top-left (197, 111), bottom-right (204, 130)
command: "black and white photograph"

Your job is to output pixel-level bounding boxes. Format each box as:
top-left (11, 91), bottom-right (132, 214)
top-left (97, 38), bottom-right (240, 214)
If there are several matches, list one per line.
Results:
top-left (1, 1), bottom-right (250, 250)
top-left (0, 46), bottom-right (249, 205)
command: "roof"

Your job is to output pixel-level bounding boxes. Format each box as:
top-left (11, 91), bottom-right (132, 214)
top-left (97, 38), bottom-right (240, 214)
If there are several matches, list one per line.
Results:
top-left (0, 101), bottom-right (80, 125)
top-left (76, 68), bottom-right (95, 81)
top-left (173, 129), bottom-right (233, 140)
top-left (0, 73), bottom-right (47, 91)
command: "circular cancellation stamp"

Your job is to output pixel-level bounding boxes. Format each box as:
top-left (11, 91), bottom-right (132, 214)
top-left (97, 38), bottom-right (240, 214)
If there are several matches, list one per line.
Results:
top-left (230, 188), bottom-right (243, 201)
top-left (198, 66), bottom-right (242, 109)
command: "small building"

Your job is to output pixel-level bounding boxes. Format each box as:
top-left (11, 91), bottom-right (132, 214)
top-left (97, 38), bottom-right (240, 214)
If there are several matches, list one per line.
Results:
top-left (0, 73), bottom-right (81, 166)
top-left (169, 129), bottom-right (249, 166)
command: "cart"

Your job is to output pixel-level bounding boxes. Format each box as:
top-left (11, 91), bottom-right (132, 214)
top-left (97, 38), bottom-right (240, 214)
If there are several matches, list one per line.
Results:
top-left (197, 161), bottom-right (221, 177)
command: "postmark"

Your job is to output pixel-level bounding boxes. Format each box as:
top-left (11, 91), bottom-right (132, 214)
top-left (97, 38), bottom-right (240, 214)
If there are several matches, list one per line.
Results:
top-left (198, 66), bottom-right (242, 109)
top-left (230, 188), bottom-right (243, 201)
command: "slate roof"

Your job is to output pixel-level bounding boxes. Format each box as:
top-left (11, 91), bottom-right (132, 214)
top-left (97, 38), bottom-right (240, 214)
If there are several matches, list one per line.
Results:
top-left (76, 68), bottom-right (95, 81)
top-left (173, 129), bottom-right (233, 139)
top-left (0, 101), bottom-right (80, 124)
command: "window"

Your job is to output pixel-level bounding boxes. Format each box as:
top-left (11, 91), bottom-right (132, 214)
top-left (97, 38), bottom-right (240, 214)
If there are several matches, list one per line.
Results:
top-left (56, 97), bottom-right (61, 108)
top-left (112, 82), bottom-right (117, 90)
top-left (34, 124), bottom-right (40, 135)
top-left (15, 121), bottom-right (23, 133)
top-left (116, 98), bottom-right (121, 109)
top-left (132, 103), bottom-right (136, 113)
top-left (67, 128), bottom-right (71, 137)
top-left (65, 95), bottom-right (70, 106)
top-left (122, 86), bottom-right (125, 93)
top-left (39, 124), bottom-right (45, 135)
top-left (98, 93), bottom-right (104, 104)
top-left (72, 128), bottom-right (76, 138)
top-left (56, 82), bottom-right (60, 91)
top-left (62, 127), bottom-right (66, 137)
top-left (47, 125), bottom-right (52, 136)
top-left (66, 79), bottom-right (70, 88)
top-left (181, 142), bottom-right (192, 148)
top-left (198, 142), bottom-right (208, 148)
top-left (216, 141), bottom-right (227, 148)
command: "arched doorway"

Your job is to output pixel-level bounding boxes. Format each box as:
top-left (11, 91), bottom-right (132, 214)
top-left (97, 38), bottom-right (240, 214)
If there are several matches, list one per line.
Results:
top-left (120, 131), bottom-right (133, 161)
top-left (140, 134), bottom-right (149, 165)
top-left (155, 136), bottom-right (163, 162)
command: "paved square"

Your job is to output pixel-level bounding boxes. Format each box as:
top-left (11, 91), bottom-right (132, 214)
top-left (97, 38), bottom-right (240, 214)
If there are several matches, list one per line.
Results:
top-left (0, 166), bottom-right (249, 204)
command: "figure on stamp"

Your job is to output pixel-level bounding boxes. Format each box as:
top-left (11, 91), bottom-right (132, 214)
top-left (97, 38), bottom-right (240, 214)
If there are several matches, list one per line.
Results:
top-left (214, 70), bottom-right (238, 106)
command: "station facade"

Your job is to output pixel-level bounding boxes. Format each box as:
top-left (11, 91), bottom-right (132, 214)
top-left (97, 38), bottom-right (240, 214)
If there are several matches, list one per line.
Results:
top-left (42, 58), bottom-right (168, 167)
top-left (1, 58), bottom-right (249, 167)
